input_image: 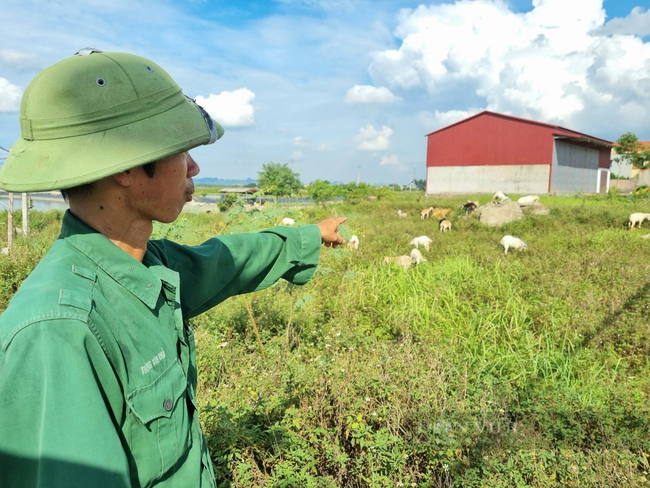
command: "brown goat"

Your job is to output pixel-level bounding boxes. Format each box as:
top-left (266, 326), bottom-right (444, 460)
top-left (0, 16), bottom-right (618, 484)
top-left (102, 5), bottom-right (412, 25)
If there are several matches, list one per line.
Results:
top-left (420, 206), bottom-right (434, 219)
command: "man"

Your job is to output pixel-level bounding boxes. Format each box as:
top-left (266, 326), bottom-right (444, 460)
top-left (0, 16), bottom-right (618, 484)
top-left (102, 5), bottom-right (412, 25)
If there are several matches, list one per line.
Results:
top-left (0, 49), bottom-right (345, 487)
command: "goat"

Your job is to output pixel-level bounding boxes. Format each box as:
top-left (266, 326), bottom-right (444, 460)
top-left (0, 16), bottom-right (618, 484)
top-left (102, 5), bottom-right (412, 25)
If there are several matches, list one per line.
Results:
top-left (397, 210), bottom-right (408, 219)
top-left (439, 218), bottom-right (452, 232)
top-left (493, 191), bottom-right (510, 204)
top-left (348, 235), bottom-right (359, 250)
top-left (281, 217), bottom-right (295, 226)
top-left (409, 235), bottom-right (433, 251)
top-left (420, 206), bottom-right (434, 219)
top-left (460, 201), bottom-right (479, 215)
top-left (500, 235), bottom-right (527, 255)
top-left (410, 248), bottom-right (427, 264)
top-left (517, 195), bottom-right (540, 206)
top-left (628, 212), bottom-right (650, 229)
top-left (383, 255), bottom-right (413, 269)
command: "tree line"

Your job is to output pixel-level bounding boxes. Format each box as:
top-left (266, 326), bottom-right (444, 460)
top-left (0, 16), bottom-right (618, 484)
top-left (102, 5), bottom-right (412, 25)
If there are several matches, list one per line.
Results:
top-left (255, 162), bottom-right (420, 203)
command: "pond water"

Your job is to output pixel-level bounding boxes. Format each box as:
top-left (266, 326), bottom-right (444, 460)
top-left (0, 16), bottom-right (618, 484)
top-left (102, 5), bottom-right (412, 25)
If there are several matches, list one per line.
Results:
top-left (0, 195), bottom-right (68, 212)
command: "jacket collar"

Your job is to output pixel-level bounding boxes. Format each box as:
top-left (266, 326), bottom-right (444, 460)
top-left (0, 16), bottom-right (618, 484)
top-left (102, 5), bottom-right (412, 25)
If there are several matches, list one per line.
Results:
top-left (59, 210), bottom-right (166, 309)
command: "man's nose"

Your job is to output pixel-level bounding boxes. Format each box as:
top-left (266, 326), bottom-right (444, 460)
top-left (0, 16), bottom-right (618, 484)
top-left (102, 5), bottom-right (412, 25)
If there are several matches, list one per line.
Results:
top-left (187, 155), bottom-right (200, 177)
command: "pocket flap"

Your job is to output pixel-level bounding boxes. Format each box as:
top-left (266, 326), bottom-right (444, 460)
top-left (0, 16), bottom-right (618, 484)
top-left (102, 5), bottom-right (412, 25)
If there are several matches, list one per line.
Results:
top-left (127, 359), bottom-right (187, 424)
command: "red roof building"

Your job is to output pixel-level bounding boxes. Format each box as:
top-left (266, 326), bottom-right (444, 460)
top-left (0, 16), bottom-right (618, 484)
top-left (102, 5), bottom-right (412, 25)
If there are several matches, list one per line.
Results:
top-left (425, 111), bottom-right (613, 195)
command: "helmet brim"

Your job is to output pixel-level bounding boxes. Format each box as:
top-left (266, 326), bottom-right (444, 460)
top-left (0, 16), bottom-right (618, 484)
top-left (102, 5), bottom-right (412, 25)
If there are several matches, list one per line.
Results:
top-left (0, 96), bottom-right (223, 192)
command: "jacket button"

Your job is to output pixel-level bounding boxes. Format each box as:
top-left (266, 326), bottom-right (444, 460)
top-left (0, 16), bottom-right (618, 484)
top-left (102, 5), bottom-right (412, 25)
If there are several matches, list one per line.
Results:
top-left (163, 399), bottom-right (173, 411)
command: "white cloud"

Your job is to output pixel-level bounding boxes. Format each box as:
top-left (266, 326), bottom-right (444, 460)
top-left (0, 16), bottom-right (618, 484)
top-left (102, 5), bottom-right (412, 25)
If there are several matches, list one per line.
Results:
top-left (420, 109), bottom-right (481, 132)
top-left (195, 88), bottom-right (256, 127)
top-left (293, 136), bottom-right (308, 147)
top-left (368, 0), bottom-right (650, 129)
top-left (316, 143), bottom-right (333, 151)
top-left (600, 7), bottom-right (650, 37)
top-left (291, 150), bottom-right (304, 159)
top-left (344, 84), bottom-right (401, 104)
top-left (380, 155), bottom-right (399, 166)
top-left (0, 49), bottom-right (40, 71)
top-left (0, 78), bottom-right (22, 112)
top-left (355, 124), bottom-right (393, 150)
top-left (274, 0), bottom-right (358, 12)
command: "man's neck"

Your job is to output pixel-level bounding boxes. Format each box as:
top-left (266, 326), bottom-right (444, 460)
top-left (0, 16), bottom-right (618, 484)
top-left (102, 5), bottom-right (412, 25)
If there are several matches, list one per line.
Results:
top-left (69, 198), bottom-right (152, 263)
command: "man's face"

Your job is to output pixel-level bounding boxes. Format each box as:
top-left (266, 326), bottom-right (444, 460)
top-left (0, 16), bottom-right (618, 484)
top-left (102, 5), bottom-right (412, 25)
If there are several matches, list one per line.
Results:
top-left (130, 152), bottom-right (200, 224)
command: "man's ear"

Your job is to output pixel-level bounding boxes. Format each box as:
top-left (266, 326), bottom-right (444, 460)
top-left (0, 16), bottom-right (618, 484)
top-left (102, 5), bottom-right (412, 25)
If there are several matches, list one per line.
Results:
top-left (112, 169), bottom-right (133, 187)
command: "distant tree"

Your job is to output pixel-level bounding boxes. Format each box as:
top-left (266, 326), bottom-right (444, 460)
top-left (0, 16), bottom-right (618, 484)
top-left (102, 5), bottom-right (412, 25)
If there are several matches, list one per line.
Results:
top-left (413, 179), bottom-right (426, 191)
top-left (257, 162), bottom-right (302, 197)
top-left (640, 151), bottom-right (650, 170)
top-left (342, 183), bottom-right (371, 203)
top-left (218, 193), bottom-right (240, 212)
top-left (615, 132), bottom-right (646, 168)
top-left (308, 179), bottom-right (337, 205)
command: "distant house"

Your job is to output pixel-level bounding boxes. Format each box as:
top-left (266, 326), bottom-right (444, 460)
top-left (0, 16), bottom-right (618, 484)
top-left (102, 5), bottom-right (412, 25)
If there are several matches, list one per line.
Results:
top-left (218, 187), bottom-right (259, 195)
top-left (425, 111), bottom-right (613, 195)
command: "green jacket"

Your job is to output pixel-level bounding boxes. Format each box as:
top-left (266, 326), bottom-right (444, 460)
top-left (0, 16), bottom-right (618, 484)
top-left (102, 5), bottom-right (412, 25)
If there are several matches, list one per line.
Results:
top-left (0, 211), bottom-right (321, 487)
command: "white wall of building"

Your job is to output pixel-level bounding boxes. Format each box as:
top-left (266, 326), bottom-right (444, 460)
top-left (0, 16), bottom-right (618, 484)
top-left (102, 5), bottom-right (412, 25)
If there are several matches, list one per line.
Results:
top-left (425, 164), bottom-right (549, 194)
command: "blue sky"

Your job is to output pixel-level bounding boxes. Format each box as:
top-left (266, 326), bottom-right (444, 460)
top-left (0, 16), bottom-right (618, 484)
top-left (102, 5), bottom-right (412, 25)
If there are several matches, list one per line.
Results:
top-left (1, 0), bottom-right (649, 185)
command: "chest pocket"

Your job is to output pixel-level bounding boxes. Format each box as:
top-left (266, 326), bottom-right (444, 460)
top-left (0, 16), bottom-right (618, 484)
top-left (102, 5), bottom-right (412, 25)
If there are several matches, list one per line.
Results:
top-left (126, 359), bottom-right (192, 486)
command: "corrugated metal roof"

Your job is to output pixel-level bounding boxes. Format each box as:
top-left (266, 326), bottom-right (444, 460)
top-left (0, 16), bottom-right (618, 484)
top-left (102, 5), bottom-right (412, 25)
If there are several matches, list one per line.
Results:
top-left (425, 110), bottom-right (613, 145)
top-left (219, 187), bottom-right (258, 194)
top-left (553, 135), bottom-right (613, 149)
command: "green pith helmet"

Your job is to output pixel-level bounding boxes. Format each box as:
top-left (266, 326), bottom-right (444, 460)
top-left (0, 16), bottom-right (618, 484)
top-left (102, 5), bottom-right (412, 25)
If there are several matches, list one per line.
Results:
top-left (0, 48), bottom-right (224, 192)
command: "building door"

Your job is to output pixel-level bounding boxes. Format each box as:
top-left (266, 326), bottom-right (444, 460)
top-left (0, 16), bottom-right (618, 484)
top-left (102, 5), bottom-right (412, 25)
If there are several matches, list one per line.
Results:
top-left (597, 169), bottom-right (609, 194)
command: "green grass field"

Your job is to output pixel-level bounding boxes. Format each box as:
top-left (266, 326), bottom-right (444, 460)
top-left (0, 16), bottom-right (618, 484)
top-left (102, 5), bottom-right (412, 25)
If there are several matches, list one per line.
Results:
top-left (2, 192), bottom-right (650, 487)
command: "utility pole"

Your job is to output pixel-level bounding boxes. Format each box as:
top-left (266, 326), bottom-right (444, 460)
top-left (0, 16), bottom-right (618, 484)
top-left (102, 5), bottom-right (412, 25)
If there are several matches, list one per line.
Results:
top-left (7, 193), bottom-right (13, 252)
top-left (1, 146), bottom-right (12, 251)
top-left (22, 193), bottom-right (30, 236)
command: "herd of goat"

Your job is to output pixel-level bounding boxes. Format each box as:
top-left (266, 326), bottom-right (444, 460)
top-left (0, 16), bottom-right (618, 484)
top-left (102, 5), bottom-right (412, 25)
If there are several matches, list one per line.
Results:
top-left (364, 192), bottom-right (646, 268)
top-left (380, 191), bottom-right (532, 268)
top-left (278, 191), bottom-right (650, 269)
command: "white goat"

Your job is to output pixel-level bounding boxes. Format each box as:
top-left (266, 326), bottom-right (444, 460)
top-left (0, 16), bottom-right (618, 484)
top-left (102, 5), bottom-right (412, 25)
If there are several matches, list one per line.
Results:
top-left (281, 217), bottom-right (295, 226)
top-left (383, 255), bottom-right (413, 269)
top-left (517, 195), bottom-right (540, 206)
top-left (409, 248), bottom-right (427, 264)
top-left (348, 235), bottom-right (359, 250)
top-left (500, 235), bottom-right (527, 255)
top-left (493, 191), bottom-right (511, 204)
top-left (397, 210), bottom-right (408, 219)
top-left (439, 218), bottom-right (452, 232)
top-left (409, 235), bottom-right (433, 251)
top-left (628, 212), bottom-right (650, 229)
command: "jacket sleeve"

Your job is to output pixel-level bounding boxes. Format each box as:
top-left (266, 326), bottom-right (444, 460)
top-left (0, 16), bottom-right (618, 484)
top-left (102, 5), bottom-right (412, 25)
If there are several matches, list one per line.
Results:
top-left (148, 224), bottom-right (322, 318)
top-left (0, 320), bottom-right (131, 488)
